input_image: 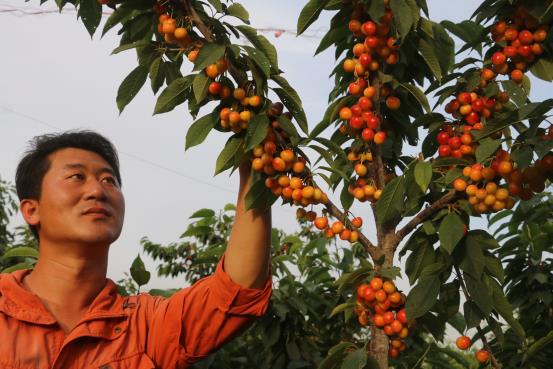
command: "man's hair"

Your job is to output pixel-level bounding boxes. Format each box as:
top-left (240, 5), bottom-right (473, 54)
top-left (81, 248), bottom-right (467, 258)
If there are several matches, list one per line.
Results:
top-left (15, 130), bottom-right (122, 238)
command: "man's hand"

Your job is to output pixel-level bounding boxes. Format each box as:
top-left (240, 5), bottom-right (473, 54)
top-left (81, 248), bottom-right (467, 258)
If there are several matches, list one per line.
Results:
top-left (223, 161), bottom-right (272, 289)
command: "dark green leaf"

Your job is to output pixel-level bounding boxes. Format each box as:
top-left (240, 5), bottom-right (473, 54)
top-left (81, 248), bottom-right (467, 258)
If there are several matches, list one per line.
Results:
top-left (193, 43), bottom-right (226, 72)
top-left (192, 73), bottom-right (210, 104)
top-left (390, 0), bottom-right (415, 39)
top-left (236, 25), bottom-right (278, 72)
top-left (243, 45), bottom-right (271, 78)
top-left (297, 0), bottom-right (329, 35)
top-left (439, 213), bottom-right (465, 254)
top-left (185, 112), bottom-right (218, 150)
top-left (116, 65), bottom-right (149, 113)
top-left (226, 3), bottom-right (250, 23)
top-left (406, 276), bottom-right (440, 319)
top-left (340, 348), bottom-right (367, 369)
top-left (273, 88), bottom-right (308, 134)
top-left (419, 38), bottom-right (442, 81)
top-left (153, 75), bottom-right (194, 115)
top-left (189, 208), bottom-right (216, 218)
top-left (375, 176), bottom-right (406, 225)
top-left (149, 58), bottom-right (166, 94)
top-left (78, 0), bottom-right (102, 37)
top-left (111, 40), bottom-right (151, 55)
top-left (130, 254), bottom-right (150, 287)
top-left (463, 301), bottom-right (482, 329)
top-left (245, 114), bottom-right (270, 151)
top-left (401, 83), bottom-right (431, 113)
top-left (215, 136), bottom-right (243, 175)
top-left (414, 161), bottom-right (432, 193)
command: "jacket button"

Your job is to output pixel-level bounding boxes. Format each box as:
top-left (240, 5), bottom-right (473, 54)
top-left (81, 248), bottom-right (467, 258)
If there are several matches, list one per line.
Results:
top-left (114, 327), bottom-right (122, 333)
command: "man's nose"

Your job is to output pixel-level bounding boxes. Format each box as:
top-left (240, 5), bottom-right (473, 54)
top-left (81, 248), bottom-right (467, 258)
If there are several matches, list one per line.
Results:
top-left (84, 178), bottom-right (108, 200)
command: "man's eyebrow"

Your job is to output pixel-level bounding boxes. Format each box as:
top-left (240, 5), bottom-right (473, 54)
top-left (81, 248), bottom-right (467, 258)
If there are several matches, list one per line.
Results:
top-left (63, 163), bottom-right (116, 176)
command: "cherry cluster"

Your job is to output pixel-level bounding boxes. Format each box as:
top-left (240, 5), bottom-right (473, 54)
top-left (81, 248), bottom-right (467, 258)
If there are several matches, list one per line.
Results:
top-left (490, 6), bottom-right (550, 83)
top-left (355, 277), bottom-right (412, 358)
top-left (218, 88), bottom-right (263, 133)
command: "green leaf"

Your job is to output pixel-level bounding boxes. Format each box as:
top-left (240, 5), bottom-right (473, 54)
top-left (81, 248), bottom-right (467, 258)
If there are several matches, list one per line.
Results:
top-left (340, 348), bottom-right (367, 369)
top-left (149, 58), bottom-right (166, 94)
top-left (414, 161), bottom-right (432, 193)
top-left (529, 58), bottom-right (553, 82)
top-left (329, 302), bottom-right (356, 318)
top-left (401, 83), bottom-right (431, 113)
top-left (130, 254), bottom-right (150, 287)
top-left (215, 136), bottom-right (243, 175)
top-left (102, 6), bottom-right (146, 37)
top-left (439, 213), bottom-right (465, 254)
top-left (375, 176), bottom-right (406, 225)
top-left (527, 330), bottom-right (553, 358)
top-left (78, 0), bottom-right (102, 37)
top-left (236, 25), bottom-right (278, 72)
top-left (488, 277), bottom-right (525, 339)
top-left (390, 0), bottom-right (415, 39)
top-left (1, 262), bottom-right (34, 273)
top-left (189, 208), bottom-right (216, 218)
top-left (245, 177), bottom-right (276, 210)
top-left (243, 45), bottom-right (271, 78)
top-left (406, 276), bottom-right (440, 319)
top-left (419, 38), bottom-right (442, 81)
top-left (458, 233), bottom-right (485, 279)
top-left (315, 26), bottom-right (349, 55)
top-left (245, 114), bottom-right (270, 151)
top-left (273, 88), bottom-right (308, 134)
top-left (226, 3), bottom-right (250, 23)
top-left (111, 40), bottom-right (152, 55)
top-left (276, 115), bottom-right (300, 140)
top-left (192, 73), bottom-right (210, 104)
top-left (464, 273), bottom-right (492, 315)
top-left (193, 43), bottom-right (226, 72)
top-left (116, 65), bottom-right (149, 113)
top-left (271, 75), bottom-right (302, 107)
top-left (340, 183), bottom-right (354, 211)
top-left (153, 75), bottom-right (194, 115)
top-left (463, 301), bottom-right (482, 329)
top-left (297, 0), bottom-right (329, 35)
top-left (0, 246), bottom-right (39, 260)
top-left (185, 111), bottom-right (218, 150)
top-left (367, 0), bottom-right (386, 22)
top-left (475, 138), bottom-right (501, 163)
top-left (207, 0), bottom-right (223, 12)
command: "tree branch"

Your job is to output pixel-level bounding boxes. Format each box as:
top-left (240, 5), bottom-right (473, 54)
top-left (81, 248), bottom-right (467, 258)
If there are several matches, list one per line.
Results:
top-left (394, 189), bottom-right (457, 245)
top-left (182, 0), bottom-right (247, 86)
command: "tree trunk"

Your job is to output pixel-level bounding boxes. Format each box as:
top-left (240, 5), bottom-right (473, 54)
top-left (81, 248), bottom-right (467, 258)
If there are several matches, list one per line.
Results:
top-left (370, 233), bottom-right (396, 368)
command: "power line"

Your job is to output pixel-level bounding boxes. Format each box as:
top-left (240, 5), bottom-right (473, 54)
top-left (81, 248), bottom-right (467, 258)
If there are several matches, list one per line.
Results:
top-left (0, 105), bottom-right (235, 194)
top-left (0, 3), bottom-right (327, 38)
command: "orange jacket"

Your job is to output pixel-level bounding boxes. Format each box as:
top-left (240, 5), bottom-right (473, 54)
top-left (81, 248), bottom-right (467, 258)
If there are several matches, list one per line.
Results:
top-left (0, 255), bottom-right (272, 369)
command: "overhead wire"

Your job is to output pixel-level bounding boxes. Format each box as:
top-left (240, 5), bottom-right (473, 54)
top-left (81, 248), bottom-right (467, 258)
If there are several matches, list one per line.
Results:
top-left (0, 3), bottom-right (328, 38)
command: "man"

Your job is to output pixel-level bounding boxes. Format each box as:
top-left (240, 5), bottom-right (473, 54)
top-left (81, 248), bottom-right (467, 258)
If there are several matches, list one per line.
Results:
top-left (0, 131), bottom-right (272, 368)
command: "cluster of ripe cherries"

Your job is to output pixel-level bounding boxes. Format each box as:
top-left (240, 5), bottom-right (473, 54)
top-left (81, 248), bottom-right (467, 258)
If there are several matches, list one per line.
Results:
top-left (355, 277), bottom-right (412, 359)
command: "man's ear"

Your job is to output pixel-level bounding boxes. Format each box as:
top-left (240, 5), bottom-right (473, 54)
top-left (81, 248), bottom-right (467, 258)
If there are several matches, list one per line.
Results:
top-left (20, 199), bottom-right (40, 227)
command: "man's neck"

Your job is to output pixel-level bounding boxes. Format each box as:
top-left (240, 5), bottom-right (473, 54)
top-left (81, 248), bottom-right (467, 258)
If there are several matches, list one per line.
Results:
top-left (23, 242), bottom-right (109, 332)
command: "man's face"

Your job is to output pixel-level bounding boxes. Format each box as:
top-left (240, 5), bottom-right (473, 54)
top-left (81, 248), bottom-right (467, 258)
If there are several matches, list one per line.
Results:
top-left (32, 147), bottom-right (125, 247)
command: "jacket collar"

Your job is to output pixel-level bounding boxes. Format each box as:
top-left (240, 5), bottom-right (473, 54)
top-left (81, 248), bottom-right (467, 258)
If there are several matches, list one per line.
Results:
top-left (0, 269), bottom-right (128, 326)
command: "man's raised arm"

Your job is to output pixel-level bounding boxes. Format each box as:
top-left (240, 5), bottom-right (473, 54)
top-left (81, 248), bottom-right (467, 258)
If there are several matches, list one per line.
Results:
top-left (223, 163), bottom-right (272, 289)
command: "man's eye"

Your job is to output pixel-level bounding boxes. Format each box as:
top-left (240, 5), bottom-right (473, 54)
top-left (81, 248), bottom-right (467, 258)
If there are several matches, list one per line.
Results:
top-left (69, 173), bottom-right (84, 180)
top-left (101, 177), bottom-right (117, 185)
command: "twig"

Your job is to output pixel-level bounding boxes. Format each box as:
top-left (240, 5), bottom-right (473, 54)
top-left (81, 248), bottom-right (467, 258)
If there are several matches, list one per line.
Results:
top-left (394, 189), bottom-right (458, 246)
top-left (455, 266), bottom-right (502, 369)
top-left (324, 199), bottom-right (380, 260)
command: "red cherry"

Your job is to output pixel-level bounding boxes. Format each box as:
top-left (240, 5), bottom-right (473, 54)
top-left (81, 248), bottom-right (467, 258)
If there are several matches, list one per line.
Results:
top-left (503, 45), bottom-right (518, 58)
top-left (358, 97), bottom-right (372, 111)
top-left (437, 131), bottom-right (450, 145)
top-left (361, 128), bottom-right (375, 141)
top-left (448, 136), bottom-right (462, 150)
top-left (349, 116), bottom-right (364, 130)
top-left (361, 21), bottom-right (377, 36)
top-left (457, 92), bottom-right (472, 105)
top-left (465, 111), bottom-right (480, 125)
top-left (518, 45), bottom-right (533, 58)
top-left (439, 145), bottom-right (451, 157)
top-left (351, 104), bottom-right (362, 116)
top-left (492, 51), bottom-right (506, 65)
top-left (359, 53), bottom-right (372, 68)
top-left (471, 98), bottom-right (484, 112)
top-left (367, 115), bottom-right (380, 129)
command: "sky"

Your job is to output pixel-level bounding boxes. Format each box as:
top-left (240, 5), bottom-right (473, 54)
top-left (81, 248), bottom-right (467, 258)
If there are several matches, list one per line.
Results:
top-left (0, 0), bottom-right (549, 290)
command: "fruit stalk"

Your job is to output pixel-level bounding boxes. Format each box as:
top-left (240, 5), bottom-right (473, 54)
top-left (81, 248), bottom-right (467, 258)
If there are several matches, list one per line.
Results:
top-left (455, 266), bottom-right (502, 369)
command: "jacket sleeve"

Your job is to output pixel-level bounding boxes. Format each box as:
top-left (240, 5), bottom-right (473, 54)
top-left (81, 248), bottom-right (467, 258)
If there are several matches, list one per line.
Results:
top-left (144, 254), bottom-right (272, 368)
